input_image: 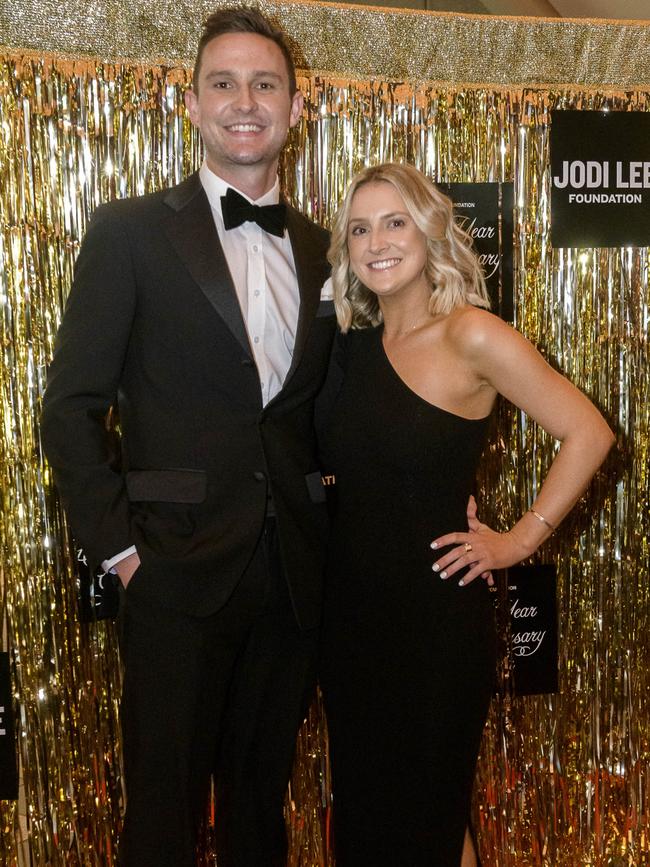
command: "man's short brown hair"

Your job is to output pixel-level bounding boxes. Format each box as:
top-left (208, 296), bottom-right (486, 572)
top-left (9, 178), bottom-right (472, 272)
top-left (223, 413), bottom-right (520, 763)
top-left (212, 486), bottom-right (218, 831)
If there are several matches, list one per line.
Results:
top-left (193, 6), bottom-right (298, 94)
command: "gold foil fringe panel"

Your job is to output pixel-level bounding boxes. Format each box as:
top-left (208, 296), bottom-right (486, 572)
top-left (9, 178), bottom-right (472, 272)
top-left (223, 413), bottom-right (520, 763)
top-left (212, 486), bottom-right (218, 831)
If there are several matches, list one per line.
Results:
top-left (287, 77), bottom-right (517, 225)
top-left (6, 49), bottom-right (650, 100)
top-left (0, 54), bottom-right (196, 865)
top-left (1, 0), bottom-right (650, 87)
top-left (472, 88), bottom-right (649, 866)
top-left (1, 54), bottom-right (648, 865)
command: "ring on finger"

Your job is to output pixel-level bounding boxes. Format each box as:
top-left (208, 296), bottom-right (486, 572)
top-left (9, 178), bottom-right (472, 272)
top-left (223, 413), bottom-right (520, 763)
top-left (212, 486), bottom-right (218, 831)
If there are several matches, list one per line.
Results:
top-left (464, 542), bottom-right (473, 554)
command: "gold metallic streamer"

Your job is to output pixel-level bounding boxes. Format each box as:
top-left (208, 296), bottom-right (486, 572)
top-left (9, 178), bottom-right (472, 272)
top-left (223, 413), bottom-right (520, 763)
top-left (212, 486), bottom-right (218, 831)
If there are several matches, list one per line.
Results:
top-left (0, 9), bottom-right (649, 865)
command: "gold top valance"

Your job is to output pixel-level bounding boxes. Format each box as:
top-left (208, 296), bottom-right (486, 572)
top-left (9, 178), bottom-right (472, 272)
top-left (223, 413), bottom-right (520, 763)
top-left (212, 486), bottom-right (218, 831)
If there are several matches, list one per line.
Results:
top-left (1, 0), bottom-right (649, 88)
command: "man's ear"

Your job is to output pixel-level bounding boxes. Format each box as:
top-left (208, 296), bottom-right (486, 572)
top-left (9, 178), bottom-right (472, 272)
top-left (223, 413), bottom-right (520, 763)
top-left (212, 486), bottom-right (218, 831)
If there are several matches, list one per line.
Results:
top-left (184, 88), bottom-right (199, 125)
top-left (289, 90), bottom-right (304, 129)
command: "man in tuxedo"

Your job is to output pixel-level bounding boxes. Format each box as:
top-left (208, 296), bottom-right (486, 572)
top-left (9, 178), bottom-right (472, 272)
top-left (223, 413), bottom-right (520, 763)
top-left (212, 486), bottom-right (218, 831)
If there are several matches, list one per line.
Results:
top-left (40, 8), bottom-right (334, 866)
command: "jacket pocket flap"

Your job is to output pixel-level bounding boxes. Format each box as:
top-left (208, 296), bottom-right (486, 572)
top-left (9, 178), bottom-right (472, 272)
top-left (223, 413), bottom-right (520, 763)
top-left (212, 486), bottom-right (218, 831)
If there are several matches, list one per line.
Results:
top-left (126, 469), bottom-right (207, 503)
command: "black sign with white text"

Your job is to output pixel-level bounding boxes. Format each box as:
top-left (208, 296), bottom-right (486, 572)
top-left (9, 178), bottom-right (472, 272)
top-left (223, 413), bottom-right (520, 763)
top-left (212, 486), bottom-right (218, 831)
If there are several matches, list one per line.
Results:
top-left (550, 110), bottom-right (650, 248)
top-left (0, 652), bottom-right (18, 799)
top-left (440, 182), bottom-right (514, 321)
top-left (507, 564), bottom-right (558, 696)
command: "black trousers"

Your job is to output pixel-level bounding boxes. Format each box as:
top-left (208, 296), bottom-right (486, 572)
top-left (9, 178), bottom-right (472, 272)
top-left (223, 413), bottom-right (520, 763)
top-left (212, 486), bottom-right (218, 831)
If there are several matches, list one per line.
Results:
top-left (117, 520), bottom-right (318, 867)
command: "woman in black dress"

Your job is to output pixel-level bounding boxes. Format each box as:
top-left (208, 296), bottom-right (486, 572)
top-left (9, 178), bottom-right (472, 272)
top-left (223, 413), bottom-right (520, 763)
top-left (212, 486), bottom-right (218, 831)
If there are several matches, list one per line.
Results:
top-left (318, 163), bottom-right (613, 866)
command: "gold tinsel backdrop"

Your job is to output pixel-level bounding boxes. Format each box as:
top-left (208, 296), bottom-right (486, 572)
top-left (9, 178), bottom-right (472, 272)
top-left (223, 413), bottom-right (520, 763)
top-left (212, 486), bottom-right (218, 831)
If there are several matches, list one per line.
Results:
top-left (0, 1), bottom-right (649, 864)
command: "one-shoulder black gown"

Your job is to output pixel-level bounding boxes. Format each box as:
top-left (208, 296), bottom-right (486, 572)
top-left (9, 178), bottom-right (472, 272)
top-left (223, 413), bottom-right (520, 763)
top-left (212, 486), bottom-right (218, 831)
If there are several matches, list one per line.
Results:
top-left (318, 326), bottom-right (496, 866)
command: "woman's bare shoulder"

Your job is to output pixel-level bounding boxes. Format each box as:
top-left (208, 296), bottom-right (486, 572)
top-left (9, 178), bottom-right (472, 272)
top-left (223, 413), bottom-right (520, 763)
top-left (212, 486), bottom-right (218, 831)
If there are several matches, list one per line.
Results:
top-left (444, 305), bottom-right (517, 357)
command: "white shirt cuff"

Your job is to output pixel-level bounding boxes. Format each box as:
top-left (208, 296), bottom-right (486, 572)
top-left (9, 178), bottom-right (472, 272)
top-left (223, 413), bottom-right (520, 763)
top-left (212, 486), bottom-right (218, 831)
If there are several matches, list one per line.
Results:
top-left (320, 277), bottom-right (334, 301)
top-left (102, 545), bottom-right (138, 573)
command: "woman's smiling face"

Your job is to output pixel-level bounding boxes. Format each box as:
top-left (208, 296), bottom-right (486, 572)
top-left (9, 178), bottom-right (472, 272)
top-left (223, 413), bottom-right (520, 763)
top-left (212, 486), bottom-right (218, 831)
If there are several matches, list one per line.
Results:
top-left (347, 180), bottom-right (429, 302)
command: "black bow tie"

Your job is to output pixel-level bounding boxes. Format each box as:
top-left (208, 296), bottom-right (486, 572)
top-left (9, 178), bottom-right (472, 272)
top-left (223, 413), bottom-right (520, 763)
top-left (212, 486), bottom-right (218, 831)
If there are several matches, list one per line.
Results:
top-left (221, 187), bottom-right (287, 237)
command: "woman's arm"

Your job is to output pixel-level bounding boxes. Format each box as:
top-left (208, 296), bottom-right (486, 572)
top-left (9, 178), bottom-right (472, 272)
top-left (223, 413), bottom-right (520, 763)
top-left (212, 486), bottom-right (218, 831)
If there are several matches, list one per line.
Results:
top-left (431, 309), bottom-right (615, 586)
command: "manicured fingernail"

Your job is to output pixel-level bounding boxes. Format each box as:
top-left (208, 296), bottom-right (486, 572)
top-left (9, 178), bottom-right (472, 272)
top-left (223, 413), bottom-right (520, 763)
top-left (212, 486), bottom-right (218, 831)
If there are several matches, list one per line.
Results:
top-left (458, 578), bottom-right (465, 586)
top-left (432, 563), bottom-right (440, 572)
top-left (440, 571), bottom-right (447, 580)
top-left (430, 542), bottom-right (438, 549)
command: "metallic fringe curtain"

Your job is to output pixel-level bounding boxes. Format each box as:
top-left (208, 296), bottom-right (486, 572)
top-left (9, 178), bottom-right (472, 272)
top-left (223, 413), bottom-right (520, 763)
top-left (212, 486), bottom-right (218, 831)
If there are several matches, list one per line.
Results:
top-left (0, 3), bottom-right (649, 864)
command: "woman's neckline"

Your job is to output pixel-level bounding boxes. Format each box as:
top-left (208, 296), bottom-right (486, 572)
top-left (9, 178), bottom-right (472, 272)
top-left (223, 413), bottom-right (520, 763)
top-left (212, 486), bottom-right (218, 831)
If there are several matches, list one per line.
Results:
top-left (374, 324), bottom-right (492, 424)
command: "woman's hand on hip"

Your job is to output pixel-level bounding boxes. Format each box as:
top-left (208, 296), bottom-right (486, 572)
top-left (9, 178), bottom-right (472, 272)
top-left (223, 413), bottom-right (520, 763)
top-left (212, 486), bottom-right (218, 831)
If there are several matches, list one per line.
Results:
top-left (430, 523), bottom-right (529, 587)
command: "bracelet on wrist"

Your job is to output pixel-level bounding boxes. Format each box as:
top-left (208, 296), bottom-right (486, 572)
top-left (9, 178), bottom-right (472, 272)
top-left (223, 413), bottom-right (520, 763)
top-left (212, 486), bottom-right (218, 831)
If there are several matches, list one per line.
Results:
top-left (529, 508), bottom-right (556, 532)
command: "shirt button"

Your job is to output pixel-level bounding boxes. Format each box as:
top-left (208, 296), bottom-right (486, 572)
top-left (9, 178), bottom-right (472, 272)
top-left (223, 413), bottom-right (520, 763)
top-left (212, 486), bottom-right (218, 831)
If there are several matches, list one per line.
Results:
top-left (254, 290), bottom-right (260, 297)
top-left (253, 471), bottom-right (266, 482)
top-left (252, 244), bottom-right (259, 253)
top-left (254, 336), bottom-right (260, 344)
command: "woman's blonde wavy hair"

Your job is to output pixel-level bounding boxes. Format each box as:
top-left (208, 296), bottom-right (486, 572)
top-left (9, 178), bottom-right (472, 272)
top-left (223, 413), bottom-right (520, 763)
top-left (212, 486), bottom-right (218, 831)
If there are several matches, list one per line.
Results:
top-left (328, 163), bottom-right (490, 332)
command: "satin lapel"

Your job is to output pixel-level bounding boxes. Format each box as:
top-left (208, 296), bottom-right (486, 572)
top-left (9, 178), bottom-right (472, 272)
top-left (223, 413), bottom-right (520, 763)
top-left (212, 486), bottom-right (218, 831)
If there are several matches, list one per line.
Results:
top-left (284, 207), bottom-right (322, 384)
top-left (162, 175), bottom-right (251, 357)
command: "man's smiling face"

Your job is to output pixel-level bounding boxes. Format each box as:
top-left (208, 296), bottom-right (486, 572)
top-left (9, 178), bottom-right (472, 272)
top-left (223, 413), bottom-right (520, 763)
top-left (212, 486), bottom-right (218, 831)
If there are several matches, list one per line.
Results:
top-left (185, 32), bottom-right (303, 191)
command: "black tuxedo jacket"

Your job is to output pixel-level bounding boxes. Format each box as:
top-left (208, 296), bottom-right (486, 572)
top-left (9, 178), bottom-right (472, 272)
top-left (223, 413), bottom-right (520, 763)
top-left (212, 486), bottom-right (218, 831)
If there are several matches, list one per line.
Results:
top-left (41, 173), bottom-right (335, 627)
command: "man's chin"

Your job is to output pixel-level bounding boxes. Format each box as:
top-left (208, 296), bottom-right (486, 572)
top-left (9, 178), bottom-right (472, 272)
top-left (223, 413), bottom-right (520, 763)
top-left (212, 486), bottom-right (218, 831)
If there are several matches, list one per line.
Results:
top-left (221, 144), bottom-right (284, 168)
top-left (227, 153), bottom-right (265, 166)
top-left (205, 143), bottom-right (285, 177)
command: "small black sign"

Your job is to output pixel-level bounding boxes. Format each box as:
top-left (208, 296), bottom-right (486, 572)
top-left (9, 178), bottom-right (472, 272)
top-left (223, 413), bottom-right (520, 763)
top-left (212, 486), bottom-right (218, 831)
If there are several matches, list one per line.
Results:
top-left (550, 110), bottom-right (650, 248)
top-left (507, 564), bottom-right (558, 696)
top-left (440, 182), bottom-right (514, 321)
top-left (0, 652), bottom-right (18, 800)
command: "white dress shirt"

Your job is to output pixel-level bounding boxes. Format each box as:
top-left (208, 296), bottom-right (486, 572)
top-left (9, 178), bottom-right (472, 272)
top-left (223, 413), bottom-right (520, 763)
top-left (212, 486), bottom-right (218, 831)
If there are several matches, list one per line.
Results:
top-left (102, 163), bottom-right (301, 573)
top-left (199, 162), bottom-right (300, 407)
